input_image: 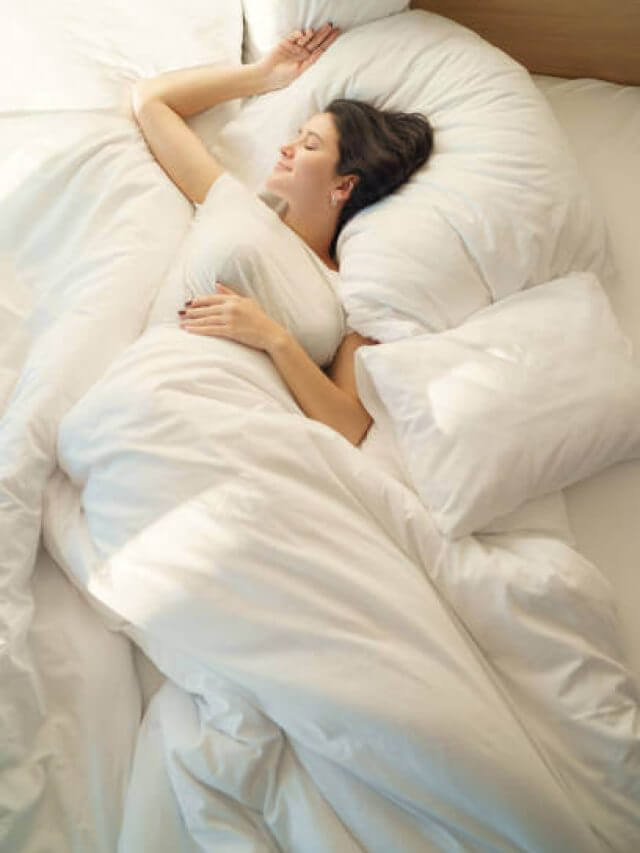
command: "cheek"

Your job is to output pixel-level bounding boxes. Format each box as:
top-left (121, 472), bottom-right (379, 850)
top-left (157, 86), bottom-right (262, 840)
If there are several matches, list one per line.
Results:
top-left (296, 155), bottom-right (334, 190)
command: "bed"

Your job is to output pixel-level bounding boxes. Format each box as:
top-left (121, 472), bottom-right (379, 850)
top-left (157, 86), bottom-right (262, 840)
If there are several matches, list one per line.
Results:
top-left (1, 1), bottom-right (639, 850)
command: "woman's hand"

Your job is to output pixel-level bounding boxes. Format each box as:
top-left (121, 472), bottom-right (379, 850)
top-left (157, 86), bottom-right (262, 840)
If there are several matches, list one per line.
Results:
top-left (179, 283), bottom-right (287, 352)
top-left (256, 23), bottom-right (341, 93)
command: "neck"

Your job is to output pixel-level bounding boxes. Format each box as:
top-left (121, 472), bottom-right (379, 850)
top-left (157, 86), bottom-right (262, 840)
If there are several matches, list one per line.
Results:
top-left (282, 205), bottom-right (339, 271)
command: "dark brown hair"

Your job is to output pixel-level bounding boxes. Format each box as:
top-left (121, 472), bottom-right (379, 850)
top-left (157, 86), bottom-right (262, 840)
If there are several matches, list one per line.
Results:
top-left (325, 99), bottom-right (434, 261)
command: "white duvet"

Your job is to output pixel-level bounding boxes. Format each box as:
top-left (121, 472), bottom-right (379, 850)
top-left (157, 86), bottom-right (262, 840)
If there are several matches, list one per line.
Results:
top-left (40, 309), bottom-right (639, 849)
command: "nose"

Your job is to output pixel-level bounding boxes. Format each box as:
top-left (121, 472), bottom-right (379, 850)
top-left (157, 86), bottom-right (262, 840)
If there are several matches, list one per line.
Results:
top-left (280, 141), bottom-right (293, 160)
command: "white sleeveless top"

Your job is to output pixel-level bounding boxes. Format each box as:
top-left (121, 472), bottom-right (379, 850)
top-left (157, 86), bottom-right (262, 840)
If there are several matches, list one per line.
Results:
top-left (148, 172), bottom-right (346, 367)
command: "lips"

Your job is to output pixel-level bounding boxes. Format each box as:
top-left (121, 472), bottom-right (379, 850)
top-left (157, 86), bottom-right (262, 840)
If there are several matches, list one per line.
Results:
top-left (275, 161), bottom-right (292, 172)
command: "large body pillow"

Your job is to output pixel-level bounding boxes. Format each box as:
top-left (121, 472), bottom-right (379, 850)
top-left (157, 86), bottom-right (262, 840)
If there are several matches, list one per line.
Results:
top-left (213, 10), bottom-right (614, 341)
top-left (241, 0), bottom-right (409, 63)
top-left (355, 272), bottom-right (640, 538)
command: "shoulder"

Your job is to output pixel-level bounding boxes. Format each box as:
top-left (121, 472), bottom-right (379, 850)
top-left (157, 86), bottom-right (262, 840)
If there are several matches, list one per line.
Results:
top-left (196, 174), bottom-right (286, 234)
top-left (195, 171), bottom-right (246, 210)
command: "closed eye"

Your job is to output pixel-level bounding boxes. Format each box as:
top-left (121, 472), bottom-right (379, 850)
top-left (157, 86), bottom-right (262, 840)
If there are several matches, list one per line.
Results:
top-left (296, 126), bottom-right (322, 150)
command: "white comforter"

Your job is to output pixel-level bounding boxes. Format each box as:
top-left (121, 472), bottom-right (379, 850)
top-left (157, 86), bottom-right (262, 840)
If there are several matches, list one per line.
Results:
top-left (40, 311), bottom-right (639, 850)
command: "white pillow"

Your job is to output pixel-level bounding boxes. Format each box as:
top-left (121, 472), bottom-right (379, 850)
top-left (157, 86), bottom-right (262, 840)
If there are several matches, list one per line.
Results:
top-left (241, 0), bottom-right (409, 63)
top-left (214, 10), bottom-right (613, 342)
top-left (355, 272), bottom-right (640, 538)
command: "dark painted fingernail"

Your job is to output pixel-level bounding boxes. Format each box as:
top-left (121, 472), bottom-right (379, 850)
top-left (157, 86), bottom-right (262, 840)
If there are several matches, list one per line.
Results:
top-left (185, 300), bottom-right (193, 306)
top-left (178, 310), bottom-right (186, 316)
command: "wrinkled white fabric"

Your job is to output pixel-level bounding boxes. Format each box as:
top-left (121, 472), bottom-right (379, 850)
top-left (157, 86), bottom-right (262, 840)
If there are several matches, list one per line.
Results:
top-left (0, 110), bottom-right (195, 851)
top-left (42, 306), bottom-right (639, 850)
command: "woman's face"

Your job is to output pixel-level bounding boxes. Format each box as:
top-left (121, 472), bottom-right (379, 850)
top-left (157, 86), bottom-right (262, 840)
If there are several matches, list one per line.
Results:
top-left (265, 112), bottom-right (341, 208)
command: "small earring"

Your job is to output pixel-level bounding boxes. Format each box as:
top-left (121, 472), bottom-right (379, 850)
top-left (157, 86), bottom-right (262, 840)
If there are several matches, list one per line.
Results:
top-left (330, 192), bottom-right (338, 207)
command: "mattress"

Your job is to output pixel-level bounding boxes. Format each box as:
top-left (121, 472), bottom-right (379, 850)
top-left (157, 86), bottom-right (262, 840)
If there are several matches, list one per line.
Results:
top-left (532, 75), bottom-right (640, 685)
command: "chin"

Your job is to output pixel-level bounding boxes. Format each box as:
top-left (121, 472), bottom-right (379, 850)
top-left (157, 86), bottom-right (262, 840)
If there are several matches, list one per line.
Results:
top-left (264, 172), bottom-right (288, 199)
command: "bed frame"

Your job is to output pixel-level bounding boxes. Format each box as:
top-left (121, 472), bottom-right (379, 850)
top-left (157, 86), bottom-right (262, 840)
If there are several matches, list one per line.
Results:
top-left (410, 0), bottom-right (640, 85)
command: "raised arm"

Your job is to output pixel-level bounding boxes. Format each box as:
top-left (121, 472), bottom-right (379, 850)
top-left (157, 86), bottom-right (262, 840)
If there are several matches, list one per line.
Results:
top-left (129, 24), bottom-right (340, 204)
top-left (132, 23), bottom-right (340, 118)
top-left (132, 63), bottom-right (270, 120)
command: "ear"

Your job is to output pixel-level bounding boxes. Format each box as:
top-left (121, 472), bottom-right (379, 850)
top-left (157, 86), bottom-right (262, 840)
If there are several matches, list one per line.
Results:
top-left (335, 174), bottom-right (359, 203)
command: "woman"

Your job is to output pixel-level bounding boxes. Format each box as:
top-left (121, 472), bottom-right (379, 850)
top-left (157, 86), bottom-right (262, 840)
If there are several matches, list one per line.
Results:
top-left (131, 23), bottom-right (432, 446)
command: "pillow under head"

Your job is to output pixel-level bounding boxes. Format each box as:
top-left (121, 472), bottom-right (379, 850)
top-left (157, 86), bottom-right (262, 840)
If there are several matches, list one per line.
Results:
top-left (213, 10), bottom-right (614, 342)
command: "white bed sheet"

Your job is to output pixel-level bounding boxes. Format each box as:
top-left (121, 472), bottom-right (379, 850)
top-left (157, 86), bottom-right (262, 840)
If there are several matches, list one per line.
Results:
top-left (531, 75), bottom-right (640, 686)
top-left (4, 544), bottom-right (142, 852)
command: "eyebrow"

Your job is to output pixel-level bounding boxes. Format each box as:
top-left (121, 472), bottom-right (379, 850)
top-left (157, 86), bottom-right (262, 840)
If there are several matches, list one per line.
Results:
top-left (298, 128), bottom-right (323, 143)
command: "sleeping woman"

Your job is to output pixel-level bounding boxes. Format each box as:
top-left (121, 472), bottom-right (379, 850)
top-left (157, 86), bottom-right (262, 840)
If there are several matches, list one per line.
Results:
top-left (131, 22), bottom-right (432, 446)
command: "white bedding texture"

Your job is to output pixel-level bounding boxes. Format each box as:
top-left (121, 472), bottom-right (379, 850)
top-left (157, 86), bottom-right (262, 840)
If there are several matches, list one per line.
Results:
top-left (1, 1), bottom-right (640, 851)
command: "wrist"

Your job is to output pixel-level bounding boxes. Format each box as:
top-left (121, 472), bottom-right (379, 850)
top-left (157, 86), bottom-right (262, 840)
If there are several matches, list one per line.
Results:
top-left (266, 325), bottom-right (293, 358)
top-left (250, 59), bottom-right (281, 95)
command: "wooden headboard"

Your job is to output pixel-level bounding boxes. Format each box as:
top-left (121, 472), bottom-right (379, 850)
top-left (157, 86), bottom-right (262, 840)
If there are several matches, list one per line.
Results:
top-left (410, 0), bottom-right (640, 85)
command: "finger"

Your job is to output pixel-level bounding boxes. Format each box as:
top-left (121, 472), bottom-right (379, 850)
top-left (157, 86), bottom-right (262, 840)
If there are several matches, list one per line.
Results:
top-left (301, 29), bottom-right (340, 69)
top-left (318, 27), bottom-right (341, 50)
top-left (181, 305), bottom-right (224, 319)
top-left (305, 22), bottom-right (335, 51)
top-left (296, 28), bottom-right (315, 47)
top-left (180, 315), bottom-right (226, 327)
top-left (185, 294), bottom-right (226, 308)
